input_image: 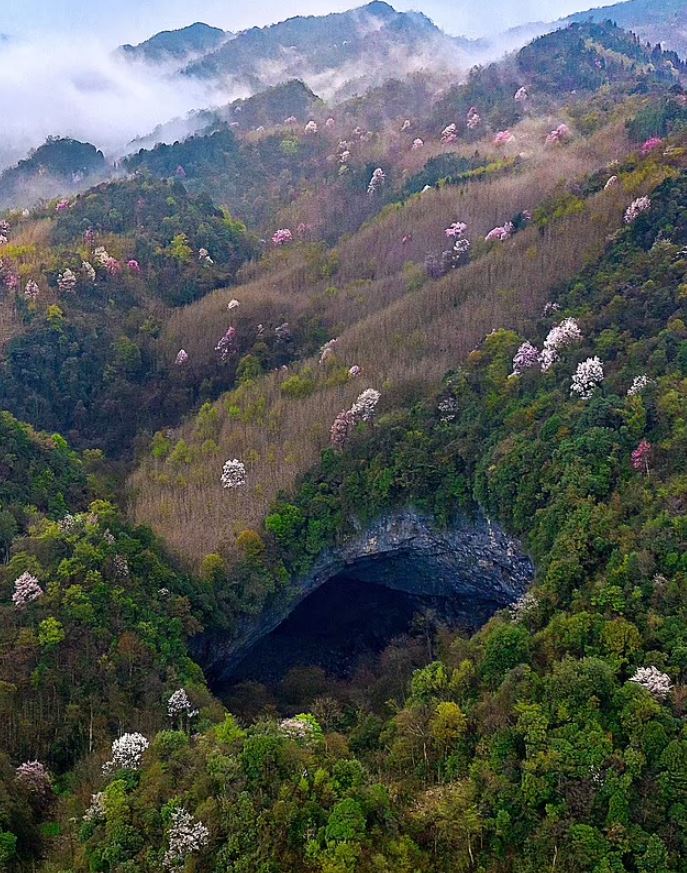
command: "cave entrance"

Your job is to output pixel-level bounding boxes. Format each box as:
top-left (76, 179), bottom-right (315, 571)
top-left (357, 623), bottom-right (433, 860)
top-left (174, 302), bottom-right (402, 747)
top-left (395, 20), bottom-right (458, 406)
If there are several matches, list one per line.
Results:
top-left (197, 511), bottom-right (534, 701)
top-left (227, 573), bottom-right (456, 686)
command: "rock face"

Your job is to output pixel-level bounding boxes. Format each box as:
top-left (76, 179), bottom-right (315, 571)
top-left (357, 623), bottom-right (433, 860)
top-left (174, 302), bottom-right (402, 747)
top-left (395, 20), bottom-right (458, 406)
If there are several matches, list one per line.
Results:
top-left (192, 508), bottom-right (534, 685)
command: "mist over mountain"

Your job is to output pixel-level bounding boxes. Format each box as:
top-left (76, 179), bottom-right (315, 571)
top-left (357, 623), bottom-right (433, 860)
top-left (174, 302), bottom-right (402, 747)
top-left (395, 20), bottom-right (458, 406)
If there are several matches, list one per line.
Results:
top-left (124, 2), bottom-right (479, 103)
top-left (120, 21), bottom-right (232, 66)
top-left (569, 0), bottom-right (687, 55)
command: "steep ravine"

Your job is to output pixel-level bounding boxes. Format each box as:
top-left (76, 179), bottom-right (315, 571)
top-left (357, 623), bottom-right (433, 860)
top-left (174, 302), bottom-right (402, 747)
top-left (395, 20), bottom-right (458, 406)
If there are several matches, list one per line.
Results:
top-left (192, 509), bottom-right (534, 686)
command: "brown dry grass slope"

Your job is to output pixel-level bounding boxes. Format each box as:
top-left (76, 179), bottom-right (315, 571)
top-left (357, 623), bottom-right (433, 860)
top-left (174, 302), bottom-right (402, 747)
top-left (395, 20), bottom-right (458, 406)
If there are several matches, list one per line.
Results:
top-left (128, 121), bottom-right (673, 567)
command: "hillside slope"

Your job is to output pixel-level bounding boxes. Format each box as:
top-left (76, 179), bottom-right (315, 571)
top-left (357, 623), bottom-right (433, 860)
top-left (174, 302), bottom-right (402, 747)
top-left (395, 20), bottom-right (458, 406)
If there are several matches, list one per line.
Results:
top-left (571, 0), bottom-right (687, 57)
top-left (129, 19), bottom-right (685, 569)
top-left (32, 116), bottom-right (687, 873)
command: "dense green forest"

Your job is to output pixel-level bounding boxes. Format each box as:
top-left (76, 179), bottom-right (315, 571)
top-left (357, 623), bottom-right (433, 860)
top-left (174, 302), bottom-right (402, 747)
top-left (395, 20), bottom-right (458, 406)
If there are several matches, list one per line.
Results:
top-left (2, 13), bottom-right (687, 873)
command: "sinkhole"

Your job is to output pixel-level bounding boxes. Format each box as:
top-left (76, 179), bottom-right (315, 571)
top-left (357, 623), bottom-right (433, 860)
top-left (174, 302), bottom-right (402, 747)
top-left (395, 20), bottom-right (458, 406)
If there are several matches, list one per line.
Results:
top-left (197, 511), bottom-right (535, 693)
top-left (227, 574), bottom-right (464, 685)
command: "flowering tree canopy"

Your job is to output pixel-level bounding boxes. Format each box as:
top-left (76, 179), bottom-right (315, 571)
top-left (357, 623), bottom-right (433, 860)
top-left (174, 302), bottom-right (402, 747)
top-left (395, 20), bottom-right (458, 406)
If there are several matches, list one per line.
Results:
top-left (221, 459), bottom-right (247, 489)
top-left (330, 388), bottom-right (381, 449)
top-left (545, 123), bottom-right (571, 146)
top-left (304, 120), bottom-right (318, 134)
top-left (350, 388), bottom-right (381, 422)
top-left (401, 119), bottom-right (412, 131)
top-left (539, 317), bottom-right (583, 371)
top-left (325, 117), bottom-right (336, 129)
top-left (641, 137), bottom-right (663, 156)
top-left (227, 298), bottom-right (240, 310)
top-left (485, 222), bottom-right (514, 242)
top-left (631, 439), bottom-right (652, 473)
top-left (58, 268), bottom-right (77, 294)
top-left (167, 688), bottom-right (198, 720)
top-left (103, 256), bottom-right (122, 276)
top-left (514, 86), bottom-right (528, 103)
top-left (466, 106), bottom-right (481, 130)
top-left (624, 196), bottom-right (651, 224)
top-left (83, 792), bottom-right (106, 824)
top-left (330, 409), bottom-right (356, 450)
top-left (24, 279), bottom-right (40, 301)
top-left (511, 341), bottom-right (540, 377)
top-left (604, 175), bottom-right (619, 190)
top-left (127, 259), bottom-right (141, 273)
top-left (629, 666), bottom-right (673, 699)
top-left (493, 130), bottom-right (515, 146)
top-left (627, 374), bottom-right (650, 396)
top-left (279, 715), bottom-right (319, 740)
top-left (445, 221), bottom-right (468, 239)
top-left (198, 247), bottom-right (214, 266)
top-left (103, 732), bottom-right (149, 773)
top-left (319, 338), bottom-right (338, 365)
top-left (82, 261), bottom-right (96, 283)
top-left (12, 572), bottom-right (43, 608)
top-left (175, 349), bottom-right (189, 366)
top-left (367, 168), bottom-right (386, 195)
top-left (272, 228), bottom-right (293, 246)
top-left (93, 246), bottom-right (111, 267)
top-left (411, 138), bottom-right (424, 150)
top-left (15, 761), bottom-right (52, 796)
top-left (163, 807), bottom-right (210, 869)
top-left (440, 123), bottom-right (457, 145)
top-left (215, 326), bottom-right (238, 361)
top-left (571, 356), bottom-right (604, 399)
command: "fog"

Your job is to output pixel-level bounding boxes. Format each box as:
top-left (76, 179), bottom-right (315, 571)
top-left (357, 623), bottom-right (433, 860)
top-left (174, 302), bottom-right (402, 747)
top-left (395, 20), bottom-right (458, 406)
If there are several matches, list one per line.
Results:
top-left (0, 0), bottom-right (596, 178)
top-left (0, 35), bottom-right (233, 170)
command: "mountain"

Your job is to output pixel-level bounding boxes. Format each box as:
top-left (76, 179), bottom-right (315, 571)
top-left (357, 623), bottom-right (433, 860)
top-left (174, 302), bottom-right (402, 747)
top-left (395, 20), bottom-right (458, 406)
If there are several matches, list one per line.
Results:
top-left (120, 21), bottom-right (231, 65)
top-left (180, 1), bottom-right (477, 100)
top-left (503, 0), bottom-right (687, 62)
top-left (570, 0), bottom-right (687, 56)
top-left (0, 138), bottom-right (107, 210)
top-left (5, 10), bottom-right (687, 872)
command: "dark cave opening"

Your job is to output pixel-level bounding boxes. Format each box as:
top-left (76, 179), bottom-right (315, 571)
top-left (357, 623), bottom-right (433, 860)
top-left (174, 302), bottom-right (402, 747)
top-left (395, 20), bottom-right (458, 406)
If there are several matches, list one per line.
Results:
top-left (198, 513), bottom-right (534, 710)
top-left (224, 570), bottom-right (495, 690)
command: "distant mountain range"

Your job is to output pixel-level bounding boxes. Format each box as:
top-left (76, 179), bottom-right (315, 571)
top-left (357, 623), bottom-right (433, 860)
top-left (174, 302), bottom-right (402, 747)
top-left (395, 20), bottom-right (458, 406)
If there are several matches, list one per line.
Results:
top-left (568, 0), bottom-right (687, 56)
top-left (120, 22), bottom-right (232, 65)
top-left (499, 0), bottom-right (687, 60)
top-left (120, 2), bottom-right (480, 101)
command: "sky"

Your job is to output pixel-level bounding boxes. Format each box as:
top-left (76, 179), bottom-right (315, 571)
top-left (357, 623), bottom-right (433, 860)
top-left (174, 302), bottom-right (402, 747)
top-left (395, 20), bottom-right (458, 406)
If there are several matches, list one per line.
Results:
top-left (0, 0), bottom-right (609, 43)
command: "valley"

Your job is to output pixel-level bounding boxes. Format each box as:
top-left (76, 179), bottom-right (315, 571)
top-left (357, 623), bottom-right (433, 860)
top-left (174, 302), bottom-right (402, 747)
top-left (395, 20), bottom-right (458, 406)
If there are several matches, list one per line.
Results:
top-left (1, 2), bottom-right (687, 871)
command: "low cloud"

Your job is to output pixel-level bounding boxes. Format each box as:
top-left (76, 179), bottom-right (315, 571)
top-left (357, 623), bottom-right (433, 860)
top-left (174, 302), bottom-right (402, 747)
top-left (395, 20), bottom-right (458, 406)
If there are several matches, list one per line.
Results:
top-left (0, 35), bottom-right (235, 170)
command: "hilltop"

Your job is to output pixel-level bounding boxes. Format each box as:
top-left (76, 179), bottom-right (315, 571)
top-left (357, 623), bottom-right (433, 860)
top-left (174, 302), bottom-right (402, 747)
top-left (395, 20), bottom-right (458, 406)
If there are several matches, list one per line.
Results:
top-left (120, 21), bottom-right (231, 65)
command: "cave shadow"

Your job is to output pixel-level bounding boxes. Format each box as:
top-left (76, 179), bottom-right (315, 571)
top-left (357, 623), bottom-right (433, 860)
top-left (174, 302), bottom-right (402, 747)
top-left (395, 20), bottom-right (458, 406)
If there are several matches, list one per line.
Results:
top-left (222, 566), bottom-right (505, 693)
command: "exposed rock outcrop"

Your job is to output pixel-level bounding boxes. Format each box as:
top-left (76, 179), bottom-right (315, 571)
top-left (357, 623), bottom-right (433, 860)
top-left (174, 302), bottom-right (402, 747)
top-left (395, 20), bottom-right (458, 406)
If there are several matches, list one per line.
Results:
top-left (193, 508), bottom-right (534, 684)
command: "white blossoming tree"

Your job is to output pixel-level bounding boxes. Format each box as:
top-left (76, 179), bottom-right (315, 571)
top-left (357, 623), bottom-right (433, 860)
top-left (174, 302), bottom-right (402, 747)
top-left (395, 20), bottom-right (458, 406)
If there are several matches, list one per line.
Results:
top-left (221, 459), bottom-right (247, 489)
top-left (539, 318), bottom-right (583, 371)
top-left (511, 341), bottom-right (540, 377)
top-left (167, 688), bottom-right (198, 729)
top-left (103, 732), bottom-right (149, 774)
top-left (163, 807), bottom-right (210, 869)
top-left (629, 666), bottom-right (673, 699)
top-left (624, 196), bottom-right (651, 224)
top-left (12, 572), bottom-right (43, 608)
top-left (571, 356), bottom-right (604, 399)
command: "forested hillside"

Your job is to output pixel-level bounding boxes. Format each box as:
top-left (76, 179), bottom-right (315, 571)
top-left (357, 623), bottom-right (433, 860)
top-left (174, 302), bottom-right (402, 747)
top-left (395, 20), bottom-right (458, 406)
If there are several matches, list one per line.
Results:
top-left (2, 11), bottom-right (687, 873)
